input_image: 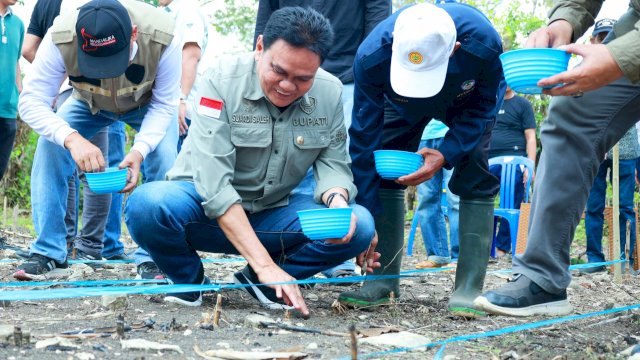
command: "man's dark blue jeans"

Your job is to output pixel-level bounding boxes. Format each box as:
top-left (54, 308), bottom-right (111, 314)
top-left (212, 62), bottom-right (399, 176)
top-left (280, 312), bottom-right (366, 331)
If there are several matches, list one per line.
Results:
top-left (585, 158), bottom-right (637, 264)
top-left (125, 181), bottom-right (375, 286)
top-left (0, 118), bottom-right (17, 180)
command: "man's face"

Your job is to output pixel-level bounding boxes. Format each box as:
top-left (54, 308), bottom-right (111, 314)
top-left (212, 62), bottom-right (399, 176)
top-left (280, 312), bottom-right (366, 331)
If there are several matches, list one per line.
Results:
top-left (1, 0), bottom-right (17, 7)
top-left (157, 0), bottom-right (172, 7)
top-left (254, 36), bottom-right (321, 108)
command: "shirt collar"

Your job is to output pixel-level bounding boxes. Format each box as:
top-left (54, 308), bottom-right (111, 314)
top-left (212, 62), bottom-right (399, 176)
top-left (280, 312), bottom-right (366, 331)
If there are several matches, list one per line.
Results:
top-left (130, 41), bottom-right (138, 61)
top-left (0, 7), bottom-right (13, 17)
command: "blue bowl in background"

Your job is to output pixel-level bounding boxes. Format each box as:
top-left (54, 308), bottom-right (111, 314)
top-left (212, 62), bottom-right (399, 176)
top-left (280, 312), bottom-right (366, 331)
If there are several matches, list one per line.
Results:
top-left (374, 150), bottom-right (423, 180)
top-left (500, 48), bottom-right (570, 94)
top-left (85, 167), bottom-right (128, 194)
top-left (297, 208), bottom-right (352, 240)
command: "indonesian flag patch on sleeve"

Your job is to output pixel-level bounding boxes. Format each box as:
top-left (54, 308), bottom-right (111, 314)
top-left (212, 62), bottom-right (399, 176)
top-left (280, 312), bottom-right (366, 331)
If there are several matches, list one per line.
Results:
top-left (197, 97), bottom-right (223, 119)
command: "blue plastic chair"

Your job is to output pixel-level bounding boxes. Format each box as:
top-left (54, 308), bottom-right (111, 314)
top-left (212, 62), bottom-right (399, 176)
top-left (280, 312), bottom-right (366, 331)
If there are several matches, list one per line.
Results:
top-left (407, 179), bottom-right (448, 256)
top-left (489, 156), bottom-right (535, 258)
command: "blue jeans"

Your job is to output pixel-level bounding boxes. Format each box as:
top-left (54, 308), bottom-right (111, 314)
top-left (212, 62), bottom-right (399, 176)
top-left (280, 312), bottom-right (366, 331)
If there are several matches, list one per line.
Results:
top-left (101, 121), bottom-right (127, 259)
top-left (29, 98), bottom-right (178, 263)
top-left (0, 118), bottom-right (17, 181)
top-left (176, 117), bottom-right (191, 153)
top-left (489, 164), bottom-right (525, 252)
top-left (101, 119), bottom-right (165, 264)
top-left (585, 158), bottom-right (637, 263)
top-left (417, 138), bottom-right (460, 263)
top-left (125, 181), bottom-right (374, 284)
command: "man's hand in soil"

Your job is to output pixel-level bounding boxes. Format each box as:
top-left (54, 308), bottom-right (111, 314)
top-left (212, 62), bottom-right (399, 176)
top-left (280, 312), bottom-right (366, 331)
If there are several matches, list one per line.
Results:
top-left (256, 263), bottom-right (309, 316)
top-left (64, 132), bottom-right (106, 173)
top-left (397, 148), bottom-right (446, 186)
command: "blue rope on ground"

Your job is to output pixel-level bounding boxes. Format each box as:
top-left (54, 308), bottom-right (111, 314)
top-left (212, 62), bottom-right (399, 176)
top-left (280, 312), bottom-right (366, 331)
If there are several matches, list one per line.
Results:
top-left (0, 274), bottom-right (420, 301)
top-left (0, 283), bottom-right (223, 301)
top-left (568, 259), bottom-right (627, 269)
top-left (433, 344), bottom-right (447, 360)
top-left (0, 257), bottom-right (246, 264)
top-left (0, 260), bottom-right (625, 292)
top-left (0, 273), bottom-right (422, 290)
top-left (337, 302), bottom-right (640, 359)
top-left (2, 278), bottom-right (168, 287)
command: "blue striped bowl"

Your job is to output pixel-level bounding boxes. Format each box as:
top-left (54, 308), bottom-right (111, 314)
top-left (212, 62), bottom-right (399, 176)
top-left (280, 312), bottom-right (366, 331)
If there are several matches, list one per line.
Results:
top-left (297, 208), bottom-right (352, 240)
top-left (374, 150), bottom-right (423, 180)
top-left (500, 48), bottom-right (570, 94)
top-left (85, 167), bottom-right (128, 194)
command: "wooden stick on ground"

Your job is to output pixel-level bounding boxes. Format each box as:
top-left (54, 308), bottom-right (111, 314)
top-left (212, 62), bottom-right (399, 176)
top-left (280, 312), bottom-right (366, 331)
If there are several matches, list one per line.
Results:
top-left (612, 144), bottom-right (622, 282)
top-left (350, 324), bottom-right (358, 360)
top-left (213, 294), bottom-right (222, 327)
top-left (259, 321), bottom-right (348, 337)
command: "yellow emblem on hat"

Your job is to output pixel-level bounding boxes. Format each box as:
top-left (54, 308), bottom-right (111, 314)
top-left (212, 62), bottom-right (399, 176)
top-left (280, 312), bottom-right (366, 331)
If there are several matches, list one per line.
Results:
top-left (408, 52), bottom-right (423, 64)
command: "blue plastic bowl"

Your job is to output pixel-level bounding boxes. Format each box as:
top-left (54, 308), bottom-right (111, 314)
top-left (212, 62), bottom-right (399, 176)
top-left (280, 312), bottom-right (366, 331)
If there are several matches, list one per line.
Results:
top-left (500, 48), bottom-right (570, 94)
top-left (297, 207), bottom-right (352, 240)
top-left (85, 167), bottom-right (128, 194)
top-left (374, 150), bottom-right (423, 180)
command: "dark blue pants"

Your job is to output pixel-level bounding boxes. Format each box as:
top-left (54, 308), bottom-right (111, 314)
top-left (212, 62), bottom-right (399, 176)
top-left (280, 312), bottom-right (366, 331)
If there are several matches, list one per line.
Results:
top-left (585, 158), bottom-right (637, 263)
top-left (0, 118), bottom-right (16, 181)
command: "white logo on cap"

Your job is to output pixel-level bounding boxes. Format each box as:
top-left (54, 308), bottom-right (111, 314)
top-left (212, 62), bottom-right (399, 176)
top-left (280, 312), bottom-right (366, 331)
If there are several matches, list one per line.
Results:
top-left (89, 35), bottom-right (116, 47)
top-left (408, 52), bottom-right (424, 64)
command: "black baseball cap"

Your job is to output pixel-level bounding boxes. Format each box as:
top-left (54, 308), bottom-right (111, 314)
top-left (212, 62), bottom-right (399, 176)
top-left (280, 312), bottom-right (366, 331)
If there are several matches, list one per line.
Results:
top-left (76, 0), bottom-right (132, 79)
top-left (592, 18), bottom-right (616, 36)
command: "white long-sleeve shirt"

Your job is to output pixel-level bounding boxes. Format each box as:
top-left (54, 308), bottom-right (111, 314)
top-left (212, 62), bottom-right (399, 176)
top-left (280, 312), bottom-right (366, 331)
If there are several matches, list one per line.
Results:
top-left (18, 31), bottom-right (182, 159)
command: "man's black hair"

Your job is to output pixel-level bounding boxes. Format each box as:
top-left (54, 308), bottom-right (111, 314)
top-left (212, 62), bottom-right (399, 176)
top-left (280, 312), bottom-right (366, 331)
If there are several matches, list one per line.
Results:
top-left (262, 6), bottom-right (334, 63)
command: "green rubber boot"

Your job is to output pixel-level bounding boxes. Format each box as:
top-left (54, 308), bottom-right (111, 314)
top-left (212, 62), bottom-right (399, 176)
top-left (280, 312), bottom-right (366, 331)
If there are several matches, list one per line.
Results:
top-left (447, 197), bottom-right (494, 318)
top-left (338, 189), bottom-right (405, 307)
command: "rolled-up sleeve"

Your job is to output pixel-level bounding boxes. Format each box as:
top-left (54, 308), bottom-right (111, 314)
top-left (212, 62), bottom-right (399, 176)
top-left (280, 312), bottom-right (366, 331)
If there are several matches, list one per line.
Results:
top-left (313, 86), bottom-right (358, 203)
top-left (439, 58), bottom-right (505, 167)
top-left (607, 29), bottom-right (640, 83)
top-left (188, 71), bottom-right (242, 219)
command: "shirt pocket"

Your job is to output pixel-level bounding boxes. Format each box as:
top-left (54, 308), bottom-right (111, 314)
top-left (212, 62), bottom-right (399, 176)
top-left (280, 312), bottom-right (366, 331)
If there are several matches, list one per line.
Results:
top-left (283, 129), bottom-right (331, 179)
top-left (230, 126), bottom-right (273, 173)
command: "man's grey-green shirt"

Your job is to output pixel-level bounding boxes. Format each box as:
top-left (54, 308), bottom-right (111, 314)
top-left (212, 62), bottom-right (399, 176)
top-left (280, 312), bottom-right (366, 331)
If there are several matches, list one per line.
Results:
top-left (548, 0), bottom-right (640, 82)
top-left (166, 53), bottom-right (357, 219)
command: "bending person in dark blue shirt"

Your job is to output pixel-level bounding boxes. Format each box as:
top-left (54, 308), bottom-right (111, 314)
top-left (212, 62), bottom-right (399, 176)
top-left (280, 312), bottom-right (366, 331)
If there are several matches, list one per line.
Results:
top-left (338, 2), bottom-right (505, 318)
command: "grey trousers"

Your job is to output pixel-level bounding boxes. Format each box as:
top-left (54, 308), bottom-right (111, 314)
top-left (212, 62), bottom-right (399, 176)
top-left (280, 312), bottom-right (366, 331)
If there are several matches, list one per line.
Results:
top-left (57, 89), bottom-right (111, 259)
top-left (65, 127), bottom-right (111, 258)
top-left (514, 76), bottom-right (640, 293)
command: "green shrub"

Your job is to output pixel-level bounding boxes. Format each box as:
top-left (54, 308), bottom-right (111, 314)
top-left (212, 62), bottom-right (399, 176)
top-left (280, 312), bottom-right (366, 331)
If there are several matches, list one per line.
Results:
top-left (1, 120), bottom-right (37, 209)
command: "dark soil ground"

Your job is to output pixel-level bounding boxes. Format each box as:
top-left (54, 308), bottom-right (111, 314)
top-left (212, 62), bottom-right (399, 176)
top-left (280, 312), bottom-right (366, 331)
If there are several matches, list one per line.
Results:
top-left (1, 226), bottom-right (640, 360)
